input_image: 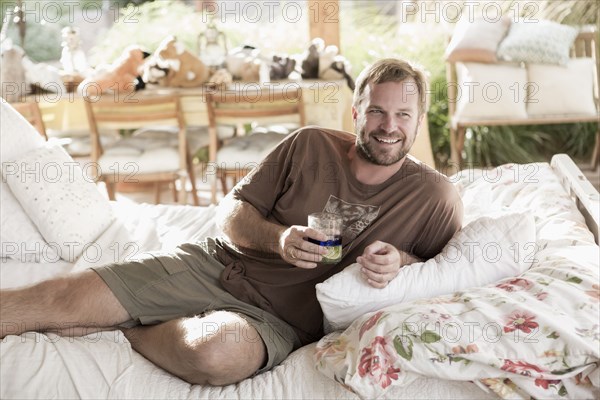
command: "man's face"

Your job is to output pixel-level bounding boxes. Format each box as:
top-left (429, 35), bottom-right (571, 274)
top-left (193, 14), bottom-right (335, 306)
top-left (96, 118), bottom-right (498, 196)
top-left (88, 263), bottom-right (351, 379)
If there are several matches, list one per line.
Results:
top-left (352, 80), bottom-right (422, 166)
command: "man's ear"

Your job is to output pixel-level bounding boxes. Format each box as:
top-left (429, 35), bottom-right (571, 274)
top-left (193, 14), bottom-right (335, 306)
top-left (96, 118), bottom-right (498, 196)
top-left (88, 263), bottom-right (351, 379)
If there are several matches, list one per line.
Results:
top-left (416, 113), bottom-right (425, 135)
top-left (351, 105), bottom-right (358, 126)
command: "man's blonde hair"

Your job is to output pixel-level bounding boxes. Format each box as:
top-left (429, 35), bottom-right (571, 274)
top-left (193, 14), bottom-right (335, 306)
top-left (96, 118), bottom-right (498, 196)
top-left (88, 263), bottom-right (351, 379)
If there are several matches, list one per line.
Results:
top-left (353, 58), bottom-right (429, 117)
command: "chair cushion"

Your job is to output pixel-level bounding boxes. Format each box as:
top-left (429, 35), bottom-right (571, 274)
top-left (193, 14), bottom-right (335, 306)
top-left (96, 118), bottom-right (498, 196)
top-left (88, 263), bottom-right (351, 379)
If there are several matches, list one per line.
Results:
top-left (497, 20), bottom-right (578, 65)
top-left (186, 125), bottom-right (236, 152)
top-left (216, 132), bottom-right (287, 169)
top-left (98, 125), bottom-right (192, 174)
top-left (98, 147), bottom-right (179, 173)
top-left (134, 125), bottom-right (236, 153)
top-left (250, 123), bottom-right (300, 135)
top-left (454, 62), bottom-right (528, 121)
top-left (526, 58), bottom-right (597, 117)
top-left (444, 18), bottom-right (511, 63)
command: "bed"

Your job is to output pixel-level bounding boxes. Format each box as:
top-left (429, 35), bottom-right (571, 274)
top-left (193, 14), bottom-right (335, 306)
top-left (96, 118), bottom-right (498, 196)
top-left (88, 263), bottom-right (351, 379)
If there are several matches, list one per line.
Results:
top-left (1, 90), bottom-right (599, 400)
top-left (1, 147), bottom-right (598, 399)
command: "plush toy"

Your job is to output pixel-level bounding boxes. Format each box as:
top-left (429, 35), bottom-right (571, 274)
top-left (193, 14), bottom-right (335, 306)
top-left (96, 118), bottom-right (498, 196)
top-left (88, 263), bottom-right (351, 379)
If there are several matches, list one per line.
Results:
top-left (300, 38), bottom-right (323, 79)
top-left (225, 45), bottom-right (261, 80)
top-left (328, 60), bottom-right (355, 91)
top-left (78, 46), bottom-right (148, 96)
top-left (240, 58), bottom-right (262, 82)
top-left (269, 54), bottom-right (296, 80)
top-left (141, 59), bottom-right (169, 86)
top-left (207, 68), bottom-right (233, 87)
top-left (151, 36), bottom-right (209, 88)
top-left (318, 44), bottom-right (355, 91)
top-left (299, 38), bottom-right (355, 90)
top-left (22, 56), bottom-right (67, 94)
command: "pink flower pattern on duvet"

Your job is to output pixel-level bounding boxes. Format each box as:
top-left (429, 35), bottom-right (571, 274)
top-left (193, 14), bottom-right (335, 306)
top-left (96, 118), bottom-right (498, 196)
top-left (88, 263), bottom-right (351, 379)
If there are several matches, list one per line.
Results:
top-left (496, 278), bottom-right (533, 292)
top-left (357, 336), bottom-right (401, 389)
top-left (359, 311), bottom-right (384, 340)
top-left (500, 359), bottom-right (544, 377)
top-left (503, 310), bottom-right (539, 334)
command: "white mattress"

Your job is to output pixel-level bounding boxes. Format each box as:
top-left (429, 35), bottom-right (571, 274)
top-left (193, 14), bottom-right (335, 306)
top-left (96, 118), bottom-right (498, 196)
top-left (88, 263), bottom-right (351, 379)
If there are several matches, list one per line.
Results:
top-left (0, 201), bottom-right (492, 399)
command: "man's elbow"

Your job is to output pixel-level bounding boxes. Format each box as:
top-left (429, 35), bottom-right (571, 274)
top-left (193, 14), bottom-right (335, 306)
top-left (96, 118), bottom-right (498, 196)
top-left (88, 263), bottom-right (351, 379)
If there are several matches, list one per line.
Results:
top-left (215, 194), bottom-right (240, 237)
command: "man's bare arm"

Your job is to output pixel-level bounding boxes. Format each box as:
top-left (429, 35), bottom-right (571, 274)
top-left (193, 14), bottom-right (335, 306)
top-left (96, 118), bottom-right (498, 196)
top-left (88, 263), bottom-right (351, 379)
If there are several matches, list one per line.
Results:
top-left (217, 194), bottom-right (327, 268)
top-left (217, 194), bottom-right (285, 253)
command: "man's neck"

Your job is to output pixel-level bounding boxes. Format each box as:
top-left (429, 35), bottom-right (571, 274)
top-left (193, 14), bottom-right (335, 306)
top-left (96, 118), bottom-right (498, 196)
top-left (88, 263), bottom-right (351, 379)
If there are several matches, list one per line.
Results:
top-left (348, 145), bottom-right (406, 185)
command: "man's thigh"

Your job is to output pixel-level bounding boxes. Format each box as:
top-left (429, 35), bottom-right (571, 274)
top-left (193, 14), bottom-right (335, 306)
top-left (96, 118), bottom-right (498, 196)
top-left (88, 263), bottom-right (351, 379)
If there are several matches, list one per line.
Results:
top-left (92, 241), bottom-right (225, 325)
top-left (93, 240), bottom-right (301, 371)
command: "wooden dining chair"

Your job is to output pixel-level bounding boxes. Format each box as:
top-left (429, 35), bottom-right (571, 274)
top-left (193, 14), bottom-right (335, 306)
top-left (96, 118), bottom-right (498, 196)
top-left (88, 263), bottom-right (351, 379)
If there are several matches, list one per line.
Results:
top-left (205, 85), bottom-right (306, 203)
top-left (83, 93), bottom-right (199, 205)
top-left (10, 101), bottom-right (48, 140)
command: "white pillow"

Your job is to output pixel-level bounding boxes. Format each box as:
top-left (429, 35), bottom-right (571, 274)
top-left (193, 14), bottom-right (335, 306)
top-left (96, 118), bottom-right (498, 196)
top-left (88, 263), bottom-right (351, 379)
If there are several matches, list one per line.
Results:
top-left (0, 99), bottom-right (58, 262)
top-left (316, 213), bottom-right (536, 332)
top-left (454, 62), bottom-right (528, 120)
top-left (527, 58), bottom-right (597, 116)
top-left (444, 17), bottom-right (511, 63)
top-left (0, 99), bottom-right (46, 161)
top-left (3, 145), bottom-right (114, 262)
top-left (0, 181), bottom-right (60, 262)
top-left (497, 20), bottom-right (578, 65)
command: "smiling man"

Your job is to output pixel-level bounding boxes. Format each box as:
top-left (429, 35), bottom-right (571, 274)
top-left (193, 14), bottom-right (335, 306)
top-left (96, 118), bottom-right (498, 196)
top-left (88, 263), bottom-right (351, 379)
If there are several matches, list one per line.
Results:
top-left (1, 58), bottom-right (462, 386)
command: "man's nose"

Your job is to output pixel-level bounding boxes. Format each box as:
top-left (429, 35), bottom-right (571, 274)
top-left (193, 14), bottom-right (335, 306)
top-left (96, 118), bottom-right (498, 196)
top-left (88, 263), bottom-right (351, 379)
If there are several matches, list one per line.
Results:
top-left (380, 114), bottom-right (397, 133)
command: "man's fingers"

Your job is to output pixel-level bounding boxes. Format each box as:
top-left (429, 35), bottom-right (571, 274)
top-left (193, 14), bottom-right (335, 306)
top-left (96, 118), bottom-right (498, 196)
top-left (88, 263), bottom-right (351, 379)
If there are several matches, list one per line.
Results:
top-left (296, 238), bottom-right (328, 256)
top-left (281, 225), bottom-right (329, 267)
top-left (291, 260), bottom-right (318, 269)
top-left (362, 240), bottom-right (390, 256)
top-left (358, 253), bottom-right (396, 269)
top-left (304, 227), bottom-right (328, 242)
top-left (295, 248), bottom-right (324, 263)
top-left (366, 279), bottom-right (388, 289)
top-left (360, 268), bottom-right (393, 289)
top-left (360, 266), bottom-right (396, 285)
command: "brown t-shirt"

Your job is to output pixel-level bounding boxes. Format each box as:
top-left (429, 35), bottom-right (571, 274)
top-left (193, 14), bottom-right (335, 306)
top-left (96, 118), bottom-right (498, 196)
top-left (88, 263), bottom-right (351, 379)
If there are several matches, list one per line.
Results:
top-left (214, 127), bottom-right (463, 345)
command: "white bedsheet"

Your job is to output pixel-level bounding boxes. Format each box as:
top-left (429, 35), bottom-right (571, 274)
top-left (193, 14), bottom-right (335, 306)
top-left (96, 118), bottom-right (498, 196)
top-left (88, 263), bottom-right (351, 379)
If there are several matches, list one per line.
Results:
top-left (0, 201), bottom-right (492, 399)
top-left (1, 331), bottom-right (495, 399)
top-left (1, 202), bottom-right (220, 288)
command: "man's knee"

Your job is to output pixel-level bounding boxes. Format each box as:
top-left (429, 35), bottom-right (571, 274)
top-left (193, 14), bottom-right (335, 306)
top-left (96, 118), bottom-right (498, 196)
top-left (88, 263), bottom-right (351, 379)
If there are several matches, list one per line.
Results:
top-left (176, 313), bottom-right (267, 385)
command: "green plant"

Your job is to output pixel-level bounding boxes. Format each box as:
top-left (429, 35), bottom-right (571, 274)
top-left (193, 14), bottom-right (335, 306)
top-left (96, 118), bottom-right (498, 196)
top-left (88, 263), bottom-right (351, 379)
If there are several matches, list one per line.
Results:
top-left (0, 0), bottom-right (66, 62)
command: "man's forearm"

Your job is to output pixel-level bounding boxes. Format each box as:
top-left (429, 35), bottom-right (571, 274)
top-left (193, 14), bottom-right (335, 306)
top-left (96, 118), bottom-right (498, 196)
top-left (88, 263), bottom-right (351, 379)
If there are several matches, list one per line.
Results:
top-left (217, 195), bottom-right (285, 254)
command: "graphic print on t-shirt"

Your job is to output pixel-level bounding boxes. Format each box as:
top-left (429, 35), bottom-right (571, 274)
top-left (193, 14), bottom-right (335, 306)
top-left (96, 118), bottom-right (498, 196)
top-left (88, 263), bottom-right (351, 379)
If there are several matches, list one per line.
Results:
top-left (323, 195), bottom-right (380, 243)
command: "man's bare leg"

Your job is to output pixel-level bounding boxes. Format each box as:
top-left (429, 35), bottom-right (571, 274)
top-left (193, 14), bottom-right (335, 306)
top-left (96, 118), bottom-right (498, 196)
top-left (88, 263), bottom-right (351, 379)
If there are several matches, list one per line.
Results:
top-left (0, 270), bottom-right (130, 338)
top-left (123, 311), bottom-right (267, 386)
top-left (2, 274), bottom-right (267, 385)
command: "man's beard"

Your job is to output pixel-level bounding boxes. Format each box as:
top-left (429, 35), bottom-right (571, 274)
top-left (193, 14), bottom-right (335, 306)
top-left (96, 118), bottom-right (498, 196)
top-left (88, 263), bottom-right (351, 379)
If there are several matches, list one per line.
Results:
top-left (356, 128), bottom-right (413, 166)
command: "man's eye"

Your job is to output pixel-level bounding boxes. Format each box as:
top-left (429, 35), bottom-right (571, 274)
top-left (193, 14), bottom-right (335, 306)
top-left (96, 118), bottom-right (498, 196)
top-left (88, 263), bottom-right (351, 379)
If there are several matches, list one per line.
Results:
top-left (369, 110), bottom-right (382, 114)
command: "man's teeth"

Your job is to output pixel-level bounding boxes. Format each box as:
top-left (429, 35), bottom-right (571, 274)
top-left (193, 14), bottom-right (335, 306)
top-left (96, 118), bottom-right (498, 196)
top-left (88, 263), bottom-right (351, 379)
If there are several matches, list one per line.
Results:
top-left (375, 137), bottom-right (400, 144)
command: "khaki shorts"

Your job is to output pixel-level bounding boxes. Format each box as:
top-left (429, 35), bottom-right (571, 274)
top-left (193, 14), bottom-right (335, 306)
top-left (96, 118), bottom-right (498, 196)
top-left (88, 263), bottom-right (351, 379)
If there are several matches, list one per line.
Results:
top-left (92, 239), bottom-right (300, 373)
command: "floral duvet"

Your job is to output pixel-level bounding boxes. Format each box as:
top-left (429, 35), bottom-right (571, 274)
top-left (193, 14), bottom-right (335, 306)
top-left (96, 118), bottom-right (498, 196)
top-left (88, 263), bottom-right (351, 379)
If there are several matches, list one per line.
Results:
top-left (315, 163), bottom-right (600, 399)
